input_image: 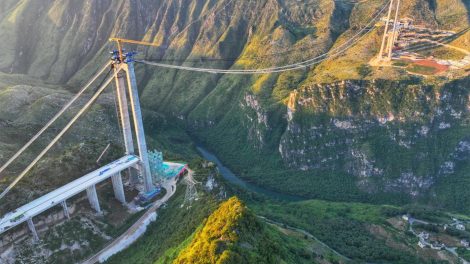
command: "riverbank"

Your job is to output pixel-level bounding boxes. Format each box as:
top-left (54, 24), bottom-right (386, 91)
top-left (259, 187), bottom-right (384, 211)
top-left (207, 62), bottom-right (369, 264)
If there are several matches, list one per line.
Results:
top-left (196, 146), bottom-right (304, 202)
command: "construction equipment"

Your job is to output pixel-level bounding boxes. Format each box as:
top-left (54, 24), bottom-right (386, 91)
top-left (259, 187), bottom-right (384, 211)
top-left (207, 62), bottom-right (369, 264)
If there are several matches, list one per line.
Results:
top-left (109, 38), bottom-right (160, 63)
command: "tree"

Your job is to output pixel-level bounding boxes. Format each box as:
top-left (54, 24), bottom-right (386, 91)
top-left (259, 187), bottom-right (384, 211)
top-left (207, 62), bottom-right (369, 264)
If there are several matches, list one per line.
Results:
top-left (357, 64), bottom-right (372, 78)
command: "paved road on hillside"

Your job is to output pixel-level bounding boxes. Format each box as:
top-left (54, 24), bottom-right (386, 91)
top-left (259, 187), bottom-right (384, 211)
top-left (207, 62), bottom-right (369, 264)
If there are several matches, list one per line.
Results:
top-left (82, 172), bottom-right (183, 264)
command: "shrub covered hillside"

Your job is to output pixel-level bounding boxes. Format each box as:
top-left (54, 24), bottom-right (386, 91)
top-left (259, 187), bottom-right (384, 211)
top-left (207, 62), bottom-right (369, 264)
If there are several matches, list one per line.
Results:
top-left (173, 197), bottom-right (312, 264)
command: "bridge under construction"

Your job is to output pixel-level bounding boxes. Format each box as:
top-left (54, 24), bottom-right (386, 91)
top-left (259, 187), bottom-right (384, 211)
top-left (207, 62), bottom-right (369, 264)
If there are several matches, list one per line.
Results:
top-left (0, 0), bottom-right (398, 242)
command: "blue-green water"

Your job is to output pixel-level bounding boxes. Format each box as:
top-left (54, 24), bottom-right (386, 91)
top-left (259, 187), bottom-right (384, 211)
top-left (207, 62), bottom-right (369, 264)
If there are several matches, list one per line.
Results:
top-left (196, 146), bottom-right (304, 202)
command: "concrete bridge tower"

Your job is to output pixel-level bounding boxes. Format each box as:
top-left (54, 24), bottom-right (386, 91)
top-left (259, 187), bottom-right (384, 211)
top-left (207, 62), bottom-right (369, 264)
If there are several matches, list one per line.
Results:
top-left (377, 0), bottom-right (401, 62)
top-left (112, 51), bottom-right (154, 193)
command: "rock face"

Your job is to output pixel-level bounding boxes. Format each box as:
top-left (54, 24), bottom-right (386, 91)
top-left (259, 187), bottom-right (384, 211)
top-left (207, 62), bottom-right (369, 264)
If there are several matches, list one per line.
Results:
top-left (279, 78), bottom-right (470, 200)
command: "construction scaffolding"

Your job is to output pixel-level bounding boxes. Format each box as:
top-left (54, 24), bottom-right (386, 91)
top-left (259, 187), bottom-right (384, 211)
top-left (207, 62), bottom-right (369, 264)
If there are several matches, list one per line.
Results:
top-left (148, 150), bottom-right (187, 184)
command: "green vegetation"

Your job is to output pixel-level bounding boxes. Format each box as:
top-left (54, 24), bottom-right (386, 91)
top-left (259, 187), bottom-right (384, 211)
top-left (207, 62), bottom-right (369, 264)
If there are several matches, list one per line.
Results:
top-left (356, 64), bottom-right (372, 78)
top-left (105, 179), bottom-right (316, 264)
top-left (406, 64), bottom-right (438, 75)
top-left (445, 227), bottom-right (470, 240)
top-left (417, 46), bottom-right (467, 60)
top-left (251, 199), bottom-right (430, 263)
top-left (200, 76), bottom-right (470, 213)
top-left (1, 1), bottom-right (470, 263)
top-left (393, 61), bottom-right (410, 67)
top-left (105, 161), bottom-right (220, 264)
top-left (173, 197), bottom-right (315, 264)
top-left (154, 233), bottom-right (197, 264)
top-left (457, 247), bottom-right (470, 262)
top-left (14, 218), bottom-right (109, 264)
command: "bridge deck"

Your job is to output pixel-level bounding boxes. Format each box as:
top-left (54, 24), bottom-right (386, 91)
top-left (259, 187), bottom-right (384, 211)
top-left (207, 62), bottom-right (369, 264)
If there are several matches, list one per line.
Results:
top-left (0, 155), bottom-right (140, 234)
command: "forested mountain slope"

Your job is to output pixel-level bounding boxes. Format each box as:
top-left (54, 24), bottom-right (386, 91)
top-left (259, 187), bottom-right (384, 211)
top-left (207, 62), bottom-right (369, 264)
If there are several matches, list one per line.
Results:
top-left (0, 0), bottom-right (469, 212)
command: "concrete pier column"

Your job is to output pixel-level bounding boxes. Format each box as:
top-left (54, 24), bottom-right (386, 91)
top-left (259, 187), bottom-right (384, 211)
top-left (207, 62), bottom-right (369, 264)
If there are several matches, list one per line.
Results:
top-left (125, 62), bottom-right (153, 193)
top-left (86, 185), bottom-right (101, 213)
top-left (61, 200), bottom-right (70, 219)
top-left (27, 218), bottom-right (39, 241)
top-left (111, 172), bottom-right (126, 204)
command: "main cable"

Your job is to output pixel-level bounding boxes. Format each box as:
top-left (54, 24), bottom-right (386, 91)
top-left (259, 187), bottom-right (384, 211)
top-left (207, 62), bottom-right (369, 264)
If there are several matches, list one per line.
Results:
top-left (146, 0), bottom-right (378, 64)
top-left (136, 0), bottom-right (389, 74)
top-left (0, 61), bottom-right (112, 178)
top-left (0, 66), bottom-right (119, 200)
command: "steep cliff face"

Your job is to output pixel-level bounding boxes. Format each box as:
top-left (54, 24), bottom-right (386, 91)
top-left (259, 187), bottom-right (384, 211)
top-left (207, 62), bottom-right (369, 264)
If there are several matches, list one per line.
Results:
top-left (194, 76), bottom-right (470, 211)
top-left (281, 78), bottom-right (470, 199)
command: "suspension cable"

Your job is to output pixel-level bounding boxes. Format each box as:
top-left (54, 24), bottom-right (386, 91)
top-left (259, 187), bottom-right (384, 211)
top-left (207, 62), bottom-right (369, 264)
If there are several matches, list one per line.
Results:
top-left (156, 0), bottom-right (381, 63)
top-left (136, 0), bottom-right (389, 74)
top-left (0, 61), bottom-right (112, 178)
top-left (0, 66), bottom-right (120, 200)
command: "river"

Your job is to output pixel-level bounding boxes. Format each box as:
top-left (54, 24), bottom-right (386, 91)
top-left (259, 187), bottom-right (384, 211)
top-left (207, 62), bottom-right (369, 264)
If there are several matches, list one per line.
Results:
top-left (196, 146), bottom-right (304, 202)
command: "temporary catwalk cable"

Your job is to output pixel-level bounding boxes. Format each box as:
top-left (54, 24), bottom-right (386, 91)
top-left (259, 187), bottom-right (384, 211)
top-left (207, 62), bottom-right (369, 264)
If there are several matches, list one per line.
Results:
top-left (0, 61), bottom-right (112, 178)
top-left (136, 0), bottom-right (390, 74)
top-left (0, 67), bottom-right (121, 200)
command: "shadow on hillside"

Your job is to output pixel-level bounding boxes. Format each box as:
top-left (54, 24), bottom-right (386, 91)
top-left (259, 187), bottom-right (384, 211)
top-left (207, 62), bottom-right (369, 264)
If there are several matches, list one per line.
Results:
top-left (403, 27), bottom-right (470, 54)
top-left (463, 0), bottom-right (470, 24)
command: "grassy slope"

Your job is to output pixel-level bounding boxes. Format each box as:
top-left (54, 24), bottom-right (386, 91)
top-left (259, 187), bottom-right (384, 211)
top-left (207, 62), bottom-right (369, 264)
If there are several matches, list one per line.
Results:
top-left (172, 197), bottom-right (315, 264)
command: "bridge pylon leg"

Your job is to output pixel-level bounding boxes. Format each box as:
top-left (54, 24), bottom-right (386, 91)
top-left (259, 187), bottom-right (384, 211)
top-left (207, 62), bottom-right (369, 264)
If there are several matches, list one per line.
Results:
top-left (378, 0), bottom-right (395, 61)
top-left (61, 200), bottom-right (71, 219)
top-left (124, 62), bottom-right (154, 193)
top-left (86, 185), bottom-right (101, 214)
top-left (111, 172), bottom-right (126, 204)
top-left (27, 218), bottom-right (39, 241)
top-left (114, 68), bottom-right (139, 186)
